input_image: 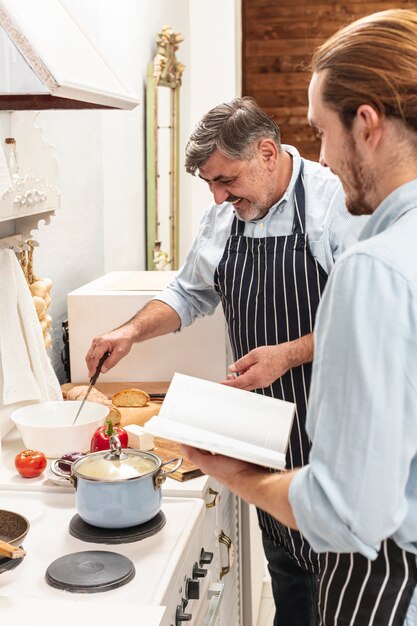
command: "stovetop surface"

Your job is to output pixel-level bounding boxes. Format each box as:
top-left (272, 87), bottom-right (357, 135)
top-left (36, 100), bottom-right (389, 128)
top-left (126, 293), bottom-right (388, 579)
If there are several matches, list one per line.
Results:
top-left (0, 490), bottom-right (205, 605)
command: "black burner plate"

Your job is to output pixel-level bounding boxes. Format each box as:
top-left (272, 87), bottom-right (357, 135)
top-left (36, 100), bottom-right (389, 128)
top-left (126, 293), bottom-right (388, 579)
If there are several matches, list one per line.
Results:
top-left (69, 510), bottom-right (166, 544)
top-left (0, 548), bottom-right (25, 574)
top-left (45, 550), bottom-right (135, 593)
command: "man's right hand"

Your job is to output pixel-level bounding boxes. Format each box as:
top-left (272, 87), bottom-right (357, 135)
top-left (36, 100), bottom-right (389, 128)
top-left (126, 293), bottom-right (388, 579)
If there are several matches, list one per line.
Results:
top-left (85, 300), bottom-right (182, 378)
top-left (85, 329), bottom-right (134, 378)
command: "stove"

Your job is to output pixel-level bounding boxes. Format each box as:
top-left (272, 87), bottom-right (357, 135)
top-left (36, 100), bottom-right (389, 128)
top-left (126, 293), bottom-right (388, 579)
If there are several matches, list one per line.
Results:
top-left (0, 490), bottom-right (222, 626)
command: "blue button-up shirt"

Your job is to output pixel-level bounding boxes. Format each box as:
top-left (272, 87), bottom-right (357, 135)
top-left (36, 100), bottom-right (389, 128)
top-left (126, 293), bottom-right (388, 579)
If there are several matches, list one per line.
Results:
top-left (156, 145), bottom-right (367, 327)
top-left (290, 179), bottom-right (417, 563)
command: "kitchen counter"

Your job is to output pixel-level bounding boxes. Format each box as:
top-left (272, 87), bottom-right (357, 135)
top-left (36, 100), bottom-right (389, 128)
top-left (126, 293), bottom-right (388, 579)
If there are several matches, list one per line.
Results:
top-left (61, 381), bottom-right (213, 498)
top-left (0, 426), bottom-right (212, 498)
top-left (0, 598), bottom-right (165, 626)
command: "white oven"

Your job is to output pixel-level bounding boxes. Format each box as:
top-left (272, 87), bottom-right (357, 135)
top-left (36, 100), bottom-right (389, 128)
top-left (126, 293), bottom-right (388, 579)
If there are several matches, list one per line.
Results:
top-left (0, 430), bottom-right (240, 626)
top-left (0, 490), bottom-right (225, 626)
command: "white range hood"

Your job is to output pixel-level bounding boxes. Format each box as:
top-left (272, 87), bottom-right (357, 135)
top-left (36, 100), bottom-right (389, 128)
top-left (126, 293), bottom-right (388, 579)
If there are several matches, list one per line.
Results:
top-left (0, 0), bottom-right (139, 110)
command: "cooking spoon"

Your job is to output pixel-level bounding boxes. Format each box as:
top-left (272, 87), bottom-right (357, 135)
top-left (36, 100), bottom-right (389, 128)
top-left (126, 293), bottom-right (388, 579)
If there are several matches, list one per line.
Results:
top-left (72, 351), bottom-right (111, 425)
top-left (0, 540), bottom-right (26, 559)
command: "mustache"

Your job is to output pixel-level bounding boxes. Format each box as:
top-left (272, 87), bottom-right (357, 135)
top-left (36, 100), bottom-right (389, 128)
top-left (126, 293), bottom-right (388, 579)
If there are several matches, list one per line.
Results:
top-left (226, 194), bottom-right (241, 203)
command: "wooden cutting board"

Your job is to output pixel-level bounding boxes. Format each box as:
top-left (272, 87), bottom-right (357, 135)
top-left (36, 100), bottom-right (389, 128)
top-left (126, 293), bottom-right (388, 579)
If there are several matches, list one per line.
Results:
top-left (61, 381), bottom-right (203, 481)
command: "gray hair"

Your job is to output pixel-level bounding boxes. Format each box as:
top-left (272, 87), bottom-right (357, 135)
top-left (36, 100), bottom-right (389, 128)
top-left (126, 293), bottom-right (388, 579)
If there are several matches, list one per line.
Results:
top-left (185, 97), bottom-right (282, 175)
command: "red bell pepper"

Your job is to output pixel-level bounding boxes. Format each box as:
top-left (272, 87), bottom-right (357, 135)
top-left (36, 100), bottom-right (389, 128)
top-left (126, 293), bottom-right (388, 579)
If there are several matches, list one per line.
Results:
top-left (90, 419), bottom-right (128, 452)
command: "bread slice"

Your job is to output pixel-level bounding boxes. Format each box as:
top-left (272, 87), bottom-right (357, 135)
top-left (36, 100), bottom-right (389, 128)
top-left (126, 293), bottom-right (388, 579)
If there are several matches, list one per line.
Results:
top-left (112, 388), bottom-right (150, 408)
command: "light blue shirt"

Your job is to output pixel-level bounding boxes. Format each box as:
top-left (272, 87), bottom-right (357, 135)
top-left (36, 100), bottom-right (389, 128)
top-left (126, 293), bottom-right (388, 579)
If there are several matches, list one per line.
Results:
top-left (290, 179), bottom-right (417, 563)
top-left (155, 146), bottom-right (367, 327)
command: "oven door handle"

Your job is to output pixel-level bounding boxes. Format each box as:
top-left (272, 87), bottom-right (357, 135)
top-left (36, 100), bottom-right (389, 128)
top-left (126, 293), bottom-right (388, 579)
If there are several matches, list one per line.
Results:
top-left (204, 582), bottom-right (224, 626)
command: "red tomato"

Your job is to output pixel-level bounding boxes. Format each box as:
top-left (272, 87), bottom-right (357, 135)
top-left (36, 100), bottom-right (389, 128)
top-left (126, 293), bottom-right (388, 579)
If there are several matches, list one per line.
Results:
top-left (15, 449), bottom-right (47, 478)
top-left (90, 419), bottom-right (128, 452)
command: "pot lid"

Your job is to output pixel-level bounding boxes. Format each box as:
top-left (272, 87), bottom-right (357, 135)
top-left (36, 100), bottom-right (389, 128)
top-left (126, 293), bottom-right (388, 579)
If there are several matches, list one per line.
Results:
top-left (0, 0), bottom-right (139, 110)
top-left (74, 450), bottom-right (159, 482)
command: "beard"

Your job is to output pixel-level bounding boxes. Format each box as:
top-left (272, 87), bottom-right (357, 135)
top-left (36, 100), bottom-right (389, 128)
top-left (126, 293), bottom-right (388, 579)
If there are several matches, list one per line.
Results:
top-left (229, 163), bottom-right (278, 222)
top-left (337, 137), bottom-right (377, 216)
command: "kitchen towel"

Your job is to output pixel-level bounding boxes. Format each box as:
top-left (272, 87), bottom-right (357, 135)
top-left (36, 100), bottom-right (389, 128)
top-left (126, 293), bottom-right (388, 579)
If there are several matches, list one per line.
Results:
top-left (0, 248), bottom-right (62, 405)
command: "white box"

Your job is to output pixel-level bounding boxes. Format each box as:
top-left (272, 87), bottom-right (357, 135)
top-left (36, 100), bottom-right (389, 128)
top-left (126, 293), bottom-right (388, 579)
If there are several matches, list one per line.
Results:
top-left (67, 271), bottom-right (229, 383)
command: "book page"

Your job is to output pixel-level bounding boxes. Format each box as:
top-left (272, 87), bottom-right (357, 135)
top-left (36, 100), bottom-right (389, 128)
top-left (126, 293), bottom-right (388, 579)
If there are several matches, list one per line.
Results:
top-left (146, 416), bottom-right (287, 470)
top-left (157, 373), bottom-right (295, 454)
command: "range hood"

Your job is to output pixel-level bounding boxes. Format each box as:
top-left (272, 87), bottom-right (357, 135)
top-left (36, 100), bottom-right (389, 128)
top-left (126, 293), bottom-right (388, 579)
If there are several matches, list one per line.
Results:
top-left (0, 0), bottom-right (139, 110)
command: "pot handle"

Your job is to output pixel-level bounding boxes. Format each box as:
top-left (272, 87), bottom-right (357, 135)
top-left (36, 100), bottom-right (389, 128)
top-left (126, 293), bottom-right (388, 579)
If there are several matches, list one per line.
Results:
top-left (153, 457), bottom-right (182, 489)
top-left (50, 460), bottom-right (76, 487)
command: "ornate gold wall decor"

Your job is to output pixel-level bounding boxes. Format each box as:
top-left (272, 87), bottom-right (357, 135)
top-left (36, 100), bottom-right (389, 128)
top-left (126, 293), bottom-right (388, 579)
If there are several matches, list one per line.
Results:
top-left (146, 27), bottom-right (184, 271)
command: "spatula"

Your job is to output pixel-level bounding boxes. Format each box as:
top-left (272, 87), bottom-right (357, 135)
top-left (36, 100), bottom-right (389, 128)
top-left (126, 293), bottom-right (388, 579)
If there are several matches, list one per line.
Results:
top-left (0, 540), bottom-right (26, 559)
top-left (72, 351), bottom-right (110, 425)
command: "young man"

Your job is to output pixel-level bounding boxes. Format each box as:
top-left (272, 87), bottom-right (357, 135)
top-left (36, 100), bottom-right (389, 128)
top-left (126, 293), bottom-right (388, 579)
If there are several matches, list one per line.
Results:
top-left (86, 98), bottom-right (365, 625)
top-left (185, 10), bottom-right (417, 625)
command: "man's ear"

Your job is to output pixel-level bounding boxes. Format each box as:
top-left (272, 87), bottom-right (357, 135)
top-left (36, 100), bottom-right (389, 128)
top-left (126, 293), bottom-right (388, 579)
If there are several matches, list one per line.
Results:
top-left (258, 138), bottom-right (278, 168)
top-left (354, 104), bottom-right (383, 150)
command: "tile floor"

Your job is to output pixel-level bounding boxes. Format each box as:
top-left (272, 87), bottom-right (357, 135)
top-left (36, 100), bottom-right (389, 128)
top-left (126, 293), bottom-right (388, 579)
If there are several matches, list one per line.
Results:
top-left (256, 579), bottom-right (274, 626)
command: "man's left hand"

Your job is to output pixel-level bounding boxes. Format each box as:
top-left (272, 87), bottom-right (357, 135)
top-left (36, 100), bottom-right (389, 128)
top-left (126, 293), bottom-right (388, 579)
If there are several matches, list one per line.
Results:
top-left (181, 445), bottom-right (266, 503)
top-left (222, 344), bottom-right (293, 390)
top-left (182, 445), bottom-right (299, 529)
top-left (222, 335), bottom-right (314, 391)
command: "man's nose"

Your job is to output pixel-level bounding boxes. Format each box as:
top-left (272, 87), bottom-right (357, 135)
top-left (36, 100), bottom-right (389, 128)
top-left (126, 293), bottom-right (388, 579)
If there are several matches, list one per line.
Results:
top-left (211, 182), bottom-right (229, 205)
top-left (319, 149), bottom-right (328, 168)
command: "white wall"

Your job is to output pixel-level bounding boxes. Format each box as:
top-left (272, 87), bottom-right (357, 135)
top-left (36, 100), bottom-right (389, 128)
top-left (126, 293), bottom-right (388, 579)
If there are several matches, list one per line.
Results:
top-left (183, 0), bottom-right (242, 256)
top-left (0, 0), bottom-right (240, 383)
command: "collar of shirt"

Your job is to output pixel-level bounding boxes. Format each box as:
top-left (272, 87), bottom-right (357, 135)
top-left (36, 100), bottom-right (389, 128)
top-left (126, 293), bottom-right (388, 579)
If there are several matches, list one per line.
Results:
top-left (235, 144), bottom-right (303, 233)
top-left (359, 179), bottom-right (417, 242)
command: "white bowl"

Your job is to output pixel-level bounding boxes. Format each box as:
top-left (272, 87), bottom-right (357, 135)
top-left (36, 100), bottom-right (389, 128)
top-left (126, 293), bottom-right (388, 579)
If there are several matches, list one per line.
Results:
top-left (11, 401), bottom-right (109, 458)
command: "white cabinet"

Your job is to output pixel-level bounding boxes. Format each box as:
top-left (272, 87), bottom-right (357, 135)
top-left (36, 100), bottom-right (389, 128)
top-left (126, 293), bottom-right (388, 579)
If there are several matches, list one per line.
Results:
top-left (164, 477), bottom-right (242, 625)
top-left (67, 271), bottom-right (230, 383)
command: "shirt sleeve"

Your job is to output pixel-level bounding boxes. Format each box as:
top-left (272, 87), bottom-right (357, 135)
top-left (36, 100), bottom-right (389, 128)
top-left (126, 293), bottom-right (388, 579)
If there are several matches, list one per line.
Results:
top-left (152, 205), bottom-right (222, 329)
top-left (289, 249), bottom-right (417, 558)
top-left (321, 184), bottom-right (369, 269)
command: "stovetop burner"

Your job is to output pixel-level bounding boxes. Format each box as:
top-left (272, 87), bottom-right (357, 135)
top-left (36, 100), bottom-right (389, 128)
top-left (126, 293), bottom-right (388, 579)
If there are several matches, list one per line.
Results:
top-left (68, 510), bottom-right (166, 544)
top-left (45, 550), bottom-right (135, 593)
top-left (0, 547), bottom-right (25, 574)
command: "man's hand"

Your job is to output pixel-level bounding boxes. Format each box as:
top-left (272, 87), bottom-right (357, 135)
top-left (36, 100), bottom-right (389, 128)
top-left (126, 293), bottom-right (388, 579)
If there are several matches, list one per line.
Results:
top-left (85, 300), bottom-right (182, 378)
top-left (182, 445), bottom-right (267, 503)
top-left (182, 445), bottom-right (298, 528)
top-left (86, 328), bottom-right (134, 378)
top-left (222, 335), bottom-right (314, 391)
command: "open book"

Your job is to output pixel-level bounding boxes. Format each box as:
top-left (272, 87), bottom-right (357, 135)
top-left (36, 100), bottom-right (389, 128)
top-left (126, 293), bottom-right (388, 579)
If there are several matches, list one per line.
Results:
top-left (144, 373), bottom-right (295, 470)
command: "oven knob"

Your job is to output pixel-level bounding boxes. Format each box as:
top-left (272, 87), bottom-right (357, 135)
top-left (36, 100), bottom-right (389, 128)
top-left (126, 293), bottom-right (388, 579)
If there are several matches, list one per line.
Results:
top-left (199, 548), bottom-right (214, 565)
top-left (176, 605), bottom-right (192, 624)
top-left (192, 561), bottom-right (208, 578)
top-left (185, 576), bottom-right (200, 600)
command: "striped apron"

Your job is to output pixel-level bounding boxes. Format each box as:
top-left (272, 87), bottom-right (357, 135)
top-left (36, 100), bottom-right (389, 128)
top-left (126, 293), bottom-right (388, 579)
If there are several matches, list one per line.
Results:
top-left (214, 161), bottom-right (325, 574)
top-left (214, 160), bottom-right (417, 624)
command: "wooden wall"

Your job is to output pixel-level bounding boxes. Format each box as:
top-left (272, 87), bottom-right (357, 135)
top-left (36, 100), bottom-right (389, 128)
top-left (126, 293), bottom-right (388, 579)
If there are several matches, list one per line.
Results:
top-left (242, 0), bottom-right (417, 161)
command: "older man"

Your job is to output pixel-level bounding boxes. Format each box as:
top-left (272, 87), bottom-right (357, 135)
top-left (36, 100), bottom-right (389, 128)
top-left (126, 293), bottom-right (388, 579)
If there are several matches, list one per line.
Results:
top-left (87, 98), bottom-right (364, 625)
top-left (185, 9), bottom-right (417, 626)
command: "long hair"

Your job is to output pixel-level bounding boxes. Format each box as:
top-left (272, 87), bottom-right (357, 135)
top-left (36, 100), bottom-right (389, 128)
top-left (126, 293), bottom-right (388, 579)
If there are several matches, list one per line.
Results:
top-left (185, 97), bottom-right (281, 175)
top-left (312, 9), bottom-right (417, 133)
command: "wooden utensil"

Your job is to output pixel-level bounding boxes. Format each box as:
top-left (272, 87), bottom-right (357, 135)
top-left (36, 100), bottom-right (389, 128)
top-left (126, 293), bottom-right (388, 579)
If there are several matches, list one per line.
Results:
top-left (0, 540), bottom-right (26, 559)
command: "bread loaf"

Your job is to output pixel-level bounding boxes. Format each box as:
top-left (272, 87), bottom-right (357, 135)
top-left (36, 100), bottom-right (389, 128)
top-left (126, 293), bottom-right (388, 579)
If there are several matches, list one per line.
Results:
top-left (66, 385), bottom-right (121, 425)
top-left (111, 388), bottom-right (150, 408)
